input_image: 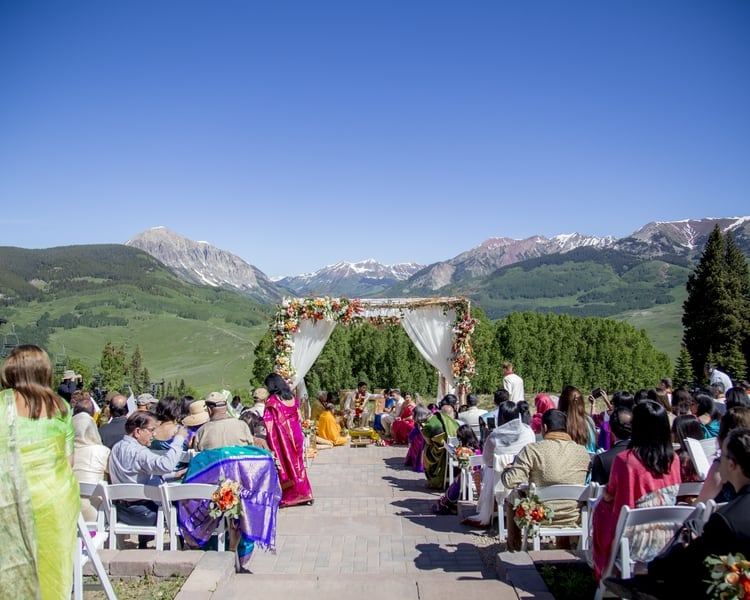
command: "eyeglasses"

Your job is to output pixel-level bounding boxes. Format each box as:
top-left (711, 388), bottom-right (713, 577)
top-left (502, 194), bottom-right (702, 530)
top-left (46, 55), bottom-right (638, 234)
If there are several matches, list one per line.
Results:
top-left (140, 426), bottom-right (158, 435)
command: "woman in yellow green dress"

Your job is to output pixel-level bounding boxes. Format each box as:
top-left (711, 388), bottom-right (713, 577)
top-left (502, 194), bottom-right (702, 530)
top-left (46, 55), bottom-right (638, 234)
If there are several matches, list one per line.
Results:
top-left (1, 345), bottom-right (80, 599)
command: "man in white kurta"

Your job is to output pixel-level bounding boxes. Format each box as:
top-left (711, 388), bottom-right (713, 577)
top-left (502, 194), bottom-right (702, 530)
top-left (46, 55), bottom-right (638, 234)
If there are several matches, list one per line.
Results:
top-left (502, 361), bottom-right (525, 403)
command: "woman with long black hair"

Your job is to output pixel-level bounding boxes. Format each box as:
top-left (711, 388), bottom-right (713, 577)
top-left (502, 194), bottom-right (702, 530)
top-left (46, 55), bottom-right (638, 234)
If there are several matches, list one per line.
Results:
top-left (592, 399), bottom-right (681, 581)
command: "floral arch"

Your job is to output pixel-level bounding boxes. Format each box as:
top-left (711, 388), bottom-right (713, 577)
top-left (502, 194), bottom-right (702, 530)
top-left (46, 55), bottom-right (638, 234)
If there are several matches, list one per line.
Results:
top-left (271, 296), bottom-right (477, 402)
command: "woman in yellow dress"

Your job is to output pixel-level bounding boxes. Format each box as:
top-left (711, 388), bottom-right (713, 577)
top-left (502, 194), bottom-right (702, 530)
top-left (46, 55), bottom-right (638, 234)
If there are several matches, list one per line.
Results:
top-left (1, 345), bottom-right (80, 599)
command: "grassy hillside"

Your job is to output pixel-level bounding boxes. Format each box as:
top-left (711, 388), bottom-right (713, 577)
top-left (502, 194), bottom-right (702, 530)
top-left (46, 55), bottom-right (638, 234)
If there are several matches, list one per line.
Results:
top-left (0, 245), bottom-right (272, 395)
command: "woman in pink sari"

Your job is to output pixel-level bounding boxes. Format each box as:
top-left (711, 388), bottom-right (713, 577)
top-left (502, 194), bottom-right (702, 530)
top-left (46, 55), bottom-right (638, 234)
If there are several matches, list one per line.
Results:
top-left (262, 373), bottom-right (313, 507)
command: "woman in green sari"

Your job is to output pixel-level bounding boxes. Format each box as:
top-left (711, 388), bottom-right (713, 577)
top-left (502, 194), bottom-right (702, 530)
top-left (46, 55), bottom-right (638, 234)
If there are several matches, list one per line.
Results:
top-left (421, 394), bottom-right (460, 489)
top-left (1, 345), bottom-right (80, 600)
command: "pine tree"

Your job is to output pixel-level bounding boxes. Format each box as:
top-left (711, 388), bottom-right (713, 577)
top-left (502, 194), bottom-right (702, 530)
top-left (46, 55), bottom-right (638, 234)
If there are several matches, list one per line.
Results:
top-left (682, 226), bottom-right (727, 377)
top-left (99, 342), bottom-right (127, 394)
top-left (129, 345), bottom-right (145, 394)
top-left (674, 345), bottom-right (695, 389)
top-left (682, 226), bottom-right (750, 383)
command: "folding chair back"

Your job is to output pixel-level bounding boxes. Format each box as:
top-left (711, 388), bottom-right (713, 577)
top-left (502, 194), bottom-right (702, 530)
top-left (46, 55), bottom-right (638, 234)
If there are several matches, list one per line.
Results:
top-left (593, 503), bottom-right (703, 600)
top-left (522, 483), bottom-right (594, 551)
top-left (101, 482), bottom-right (166, 550)
top-left (160, 482), bottom-right (226, 550)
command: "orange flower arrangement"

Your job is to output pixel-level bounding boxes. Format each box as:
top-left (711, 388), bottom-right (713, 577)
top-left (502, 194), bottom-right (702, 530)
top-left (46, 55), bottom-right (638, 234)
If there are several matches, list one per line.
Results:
top-left (208, 477), bottom-right (242, 520)
top-left (511, 492), bottom-right (554, 537)
top-left (706, 554), bottom-right (750, 599)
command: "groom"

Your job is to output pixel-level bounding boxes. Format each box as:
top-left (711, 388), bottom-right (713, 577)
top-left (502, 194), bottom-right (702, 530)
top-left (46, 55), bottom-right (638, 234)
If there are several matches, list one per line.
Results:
top-left (343, 382), bottom-right (381, 429)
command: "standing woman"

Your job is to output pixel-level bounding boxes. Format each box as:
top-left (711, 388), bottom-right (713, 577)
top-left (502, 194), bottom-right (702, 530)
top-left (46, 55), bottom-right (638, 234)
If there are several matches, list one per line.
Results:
top-left (262, 373), bottom-right (313, 507)
top-left (558, 385), bottom-right (597, 452)
top-left (1, 345), bottom-right (80, 599)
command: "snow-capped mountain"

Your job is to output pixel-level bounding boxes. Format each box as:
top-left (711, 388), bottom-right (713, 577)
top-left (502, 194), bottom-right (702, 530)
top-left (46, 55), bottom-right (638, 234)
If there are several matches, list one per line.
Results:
top-left (399, 233), bottom-right (615, 292)
top-left (125, 227), bottom-right (283, 302)
top-left (277, 258), bottom-right (423, 297)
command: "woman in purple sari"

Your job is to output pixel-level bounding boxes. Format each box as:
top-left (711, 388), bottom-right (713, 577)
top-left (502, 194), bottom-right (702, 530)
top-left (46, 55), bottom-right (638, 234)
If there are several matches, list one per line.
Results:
top-left (262, 373), bottom-right (313, 507)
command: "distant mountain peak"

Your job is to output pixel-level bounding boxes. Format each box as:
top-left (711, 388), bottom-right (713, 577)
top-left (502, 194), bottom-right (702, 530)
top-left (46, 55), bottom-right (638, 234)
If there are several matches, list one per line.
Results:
top-left (125, 228), bottom-right (282, 303)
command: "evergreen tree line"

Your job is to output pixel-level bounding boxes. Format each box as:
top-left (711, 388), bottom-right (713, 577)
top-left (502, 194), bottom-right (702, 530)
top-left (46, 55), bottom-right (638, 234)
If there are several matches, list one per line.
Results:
top-left (251, 309), bottom-right (673, 398)
top-left (681, 225), bottom-right (750, 384)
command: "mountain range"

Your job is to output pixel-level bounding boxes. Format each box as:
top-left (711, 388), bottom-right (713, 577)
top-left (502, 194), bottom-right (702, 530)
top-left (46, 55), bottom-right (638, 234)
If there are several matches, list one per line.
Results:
top-left (126, 216), bottom-right (750, 305)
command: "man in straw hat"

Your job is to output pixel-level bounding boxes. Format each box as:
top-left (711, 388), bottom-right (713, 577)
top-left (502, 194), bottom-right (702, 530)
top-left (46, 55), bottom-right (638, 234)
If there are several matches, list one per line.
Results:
top-left (57, 369), bottom-right (82, 402)
top-left (181, 399), bottom-right (209, 449)
top-left (193, 391), bottom-right (254, 451)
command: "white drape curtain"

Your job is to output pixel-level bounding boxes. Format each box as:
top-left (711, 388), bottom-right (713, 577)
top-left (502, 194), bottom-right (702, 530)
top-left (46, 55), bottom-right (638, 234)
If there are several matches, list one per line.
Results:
top-left (401, 306), bottom-right (456, 400)
top-left (290, 318), bottom-right (337, 400)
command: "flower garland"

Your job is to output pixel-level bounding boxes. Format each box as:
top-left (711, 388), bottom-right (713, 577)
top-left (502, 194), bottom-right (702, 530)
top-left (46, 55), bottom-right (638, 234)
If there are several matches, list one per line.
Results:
top-left (451, 307), bottom-right (478, 390)
top-left (512, 492), bottom-right (554, 538)
top-left (209, 477), bottom-right (242, 520)
top-left (705, 553), bottom-right (750, 599)
top-left (272, 297), bottom-right (363, 380)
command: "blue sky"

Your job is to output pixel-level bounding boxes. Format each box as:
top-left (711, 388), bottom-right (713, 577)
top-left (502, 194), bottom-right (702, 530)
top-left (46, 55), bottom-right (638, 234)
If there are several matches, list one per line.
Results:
top-left (1, 1), bottom-right (748, 277)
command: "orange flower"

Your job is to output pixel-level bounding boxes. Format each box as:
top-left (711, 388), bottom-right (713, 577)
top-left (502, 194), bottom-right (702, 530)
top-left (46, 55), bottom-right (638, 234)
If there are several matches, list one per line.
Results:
top-left (515, 507), bottom-right (526, 518)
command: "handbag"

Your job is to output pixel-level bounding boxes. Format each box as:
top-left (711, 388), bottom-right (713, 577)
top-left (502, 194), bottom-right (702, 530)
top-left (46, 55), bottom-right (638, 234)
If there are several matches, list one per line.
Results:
top-left (651, 516), bottom-right (702, 562)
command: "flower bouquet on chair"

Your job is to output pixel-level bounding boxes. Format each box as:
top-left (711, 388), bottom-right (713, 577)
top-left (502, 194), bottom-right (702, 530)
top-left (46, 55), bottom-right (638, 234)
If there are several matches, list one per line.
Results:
top-left (512, 492), bottom-right (554, 539)
top-left (705, 553), bottom-right (750, 599)
top-left (454, 446), bottom-right (474, 469)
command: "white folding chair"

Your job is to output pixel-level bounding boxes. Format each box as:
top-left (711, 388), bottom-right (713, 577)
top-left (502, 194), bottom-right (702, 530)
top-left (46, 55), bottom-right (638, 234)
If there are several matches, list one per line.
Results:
top-left (492, 453), bottom-right (517, 539)
top-left (460, 454), bottom-right (485, 501)
top-left (100, 482), bottom-right (166, 550)
top-left (160, 482), bottom-right (226, 551)
top-left (443, 440), bottom-right (458, 489)
top-left (521, 483), bottom-right (596, 551)
top-left (73, 512), bottom-right (116, 600)
top-left (78, 481), bottom-right (108, 538)
top-left (594, 502), bottom-right (704, 600)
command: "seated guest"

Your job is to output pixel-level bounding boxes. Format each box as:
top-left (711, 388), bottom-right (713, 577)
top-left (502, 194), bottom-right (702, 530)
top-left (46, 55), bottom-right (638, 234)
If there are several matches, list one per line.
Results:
top-left (479, 389), bottom-right (510, 444)
top-left (606, 428), bottom-right (750, 599)
top-left (136, 392), bottom-right (156, 412)
top-left (373, 388), bottom-right (395, 434)
top-left (464, 400), bottom-right (535, 528)
top-left (181, 399), bottom-right (209, 448)
top-left (109, 412), bottom-right (187, 547)
top-left (317, 402), bottom-right (349, 446)
top-left (459, 393), bottom-right (485, 439)
top-left (248, 387), bottom-right (269, 417)
top-left (404, 405), bottom-right (432, 472)
top-left (697, 406), bottom-right (750, 506)
top-left (72, 411), bottom-right (110, 522)
top-left (98, 394), bottom-right (129, 449)
top-left (150, 396), bottom-right (183, 450)
top-left (531, 394), bottom-right (556, 436)
top-left (593, 390), bottom-right (634, 451)
top-left (391, 392), bottom-right (417, 445)
top-left (381, 389), bottom-right (406, 438)
top-left (693, 392), bottom-right (720, 438)
top-left (433, 424), bottom-right (481, 515)
top-left (590, 406), bottom-right (632, 485)
top-left (57, 369), bottom-right (82, 402)
top-left (671, 414), bottom-right (704, 483)
top-left (592, 400), bottom-right (681, 580)
top-left (422, 395), bottom-right (461, 489)
top-left (500, 409), bottom-right (591, 549)
top-left (239, 409), bottom-right (272, 452)
top-left (193, 392), bottom-right (253, 451)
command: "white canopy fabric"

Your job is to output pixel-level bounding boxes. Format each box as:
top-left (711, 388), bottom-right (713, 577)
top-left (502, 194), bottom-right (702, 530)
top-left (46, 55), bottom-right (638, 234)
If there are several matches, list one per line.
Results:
top-left (281, 297), bottom-right (467, 401)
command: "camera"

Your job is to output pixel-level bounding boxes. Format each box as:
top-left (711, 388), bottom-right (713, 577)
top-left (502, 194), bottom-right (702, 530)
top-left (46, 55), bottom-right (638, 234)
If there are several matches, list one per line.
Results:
top-left (591, 387), bottom-right (605, 399)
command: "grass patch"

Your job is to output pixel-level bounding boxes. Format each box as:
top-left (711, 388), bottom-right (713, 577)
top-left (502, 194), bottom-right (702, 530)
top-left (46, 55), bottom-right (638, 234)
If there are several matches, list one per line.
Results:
top-left (83, 574), bottom-right (186, 599)
top-left (538, 562), bottom-right (597, 600)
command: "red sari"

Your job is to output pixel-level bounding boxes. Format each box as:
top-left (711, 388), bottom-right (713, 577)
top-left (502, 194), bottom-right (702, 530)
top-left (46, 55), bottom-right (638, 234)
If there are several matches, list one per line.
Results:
top-left (391, 403), bottom-right (416, 445)
top-left (263, 394), bottom-right (313, 507)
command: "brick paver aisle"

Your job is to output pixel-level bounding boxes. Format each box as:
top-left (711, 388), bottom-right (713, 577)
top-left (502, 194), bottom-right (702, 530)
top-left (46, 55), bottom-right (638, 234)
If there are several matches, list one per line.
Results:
top-left (221, 444), bottom-right (519, 600)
